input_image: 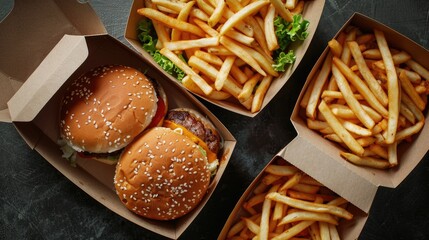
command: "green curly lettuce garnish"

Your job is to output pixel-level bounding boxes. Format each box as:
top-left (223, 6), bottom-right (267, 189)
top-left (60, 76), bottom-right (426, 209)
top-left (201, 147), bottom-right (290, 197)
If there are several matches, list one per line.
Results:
top-left (137, 19), bottom-right (186, 81)
top-left (273, 14), bottom-right (310, 72)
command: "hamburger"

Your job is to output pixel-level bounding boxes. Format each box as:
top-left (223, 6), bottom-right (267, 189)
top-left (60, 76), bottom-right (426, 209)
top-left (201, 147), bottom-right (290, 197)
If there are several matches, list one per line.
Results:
top-left (114, 109), bottom-right (222, 220)
top-left (58, 65), bottom-right (167, 165)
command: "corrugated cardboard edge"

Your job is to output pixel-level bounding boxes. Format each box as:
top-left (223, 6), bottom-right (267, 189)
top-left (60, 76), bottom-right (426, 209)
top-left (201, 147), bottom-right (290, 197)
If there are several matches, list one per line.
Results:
top-left (124, 0), bottom-right (325, 117)
top-left (218, 149), bottom-right (368, 240)
top-left (288, 12), bottom-right (429, 213)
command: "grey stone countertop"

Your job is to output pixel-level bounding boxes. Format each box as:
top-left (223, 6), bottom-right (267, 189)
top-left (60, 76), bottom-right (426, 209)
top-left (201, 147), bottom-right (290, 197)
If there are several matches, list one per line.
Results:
top-left (1, 0), bottom-right (429, 239)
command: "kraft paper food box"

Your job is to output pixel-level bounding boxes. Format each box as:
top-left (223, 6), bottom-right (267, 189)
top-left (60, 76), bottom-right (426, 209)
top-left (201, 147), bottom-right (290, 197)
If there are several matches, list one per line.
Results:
top-left (0, 1), bottom-right (235, 239)
top-left (286, 13), bottom-right (429, 214)
top-left (218, 152), bottom-right (367, 240)
top-left (220, 12), bottom-right (429, 240)
top-left (125, 0), bottom-right (325, 117)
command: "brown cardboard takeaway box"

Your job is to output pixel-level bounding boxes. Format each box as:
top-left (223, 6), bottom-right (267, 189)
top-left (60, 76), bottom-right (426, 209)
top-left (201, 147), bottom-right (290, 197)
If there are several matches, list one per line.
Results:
top-left (219, 13), bottom-right (429, 240)
top-left (0, 1), bottom-right (236, 239)
top-left (124, 0), bottom-right (326, 117)
top-left (218, 151), bottom-right (368, 240)
top-left (285, 12), bottom-right (429, 213)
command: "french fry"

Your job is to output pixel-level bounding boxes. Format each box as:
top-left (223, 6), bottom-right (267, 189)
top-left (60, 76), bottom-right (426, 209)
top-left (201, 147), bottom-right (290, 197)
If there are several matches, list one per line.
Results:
top-left (406, 59), bottom-right (429, 80)
top-left (182, 76), bottom-right (231, 100)
top-left (340, 152), bottom-right (391, 169)
top-left (264, 4), bottom-right (278, 51)
top-left (306, 53), bottom-right (333, 119)
top-left (137, 8), bottom-right (206, 37)
top-left (238, 74), bottom-right (262, 102)
top-left (374, 29), bottom-right (400, 144)
top-left (328, 39), bottom-right (343, 58)
top-left (399, 71), bottom-right (426, 111)
top-left (163, 36), bottom-right (219, 51)
top-left (216, 56), bottom-right (236, 91)
top-left (161, 48), bottom-right (214, 95)
top-left (266, 192), bottom-right (354, 220)
top-left (332, 64), bottom-right (375, 129)
top-left (319, 221), bottom-right (331, 240)
top-left (171, 1), bottom-right (196, 42)
top-left (348, 41), bottom-right (388, 106)
top-left (395, 120), bottom-right (425, 142)
top-left (208, 0), bottom-right (225, 27)
top-left (219, 0), bottom-right (270, 35)
top-left (265, 164), bottom-right (299, 176)
top-left (251, 75), bottom-right (273, 113)
top-left (279, 211), bottom-right (339, 226)
top-left (332, 56), bottom-right (389, 118)
top-left (270, 0), bottom-right (293, 22)
top-left (318, 100), bottom-right (365, 156)
top-left (194, 50), bottom-right (223, 66)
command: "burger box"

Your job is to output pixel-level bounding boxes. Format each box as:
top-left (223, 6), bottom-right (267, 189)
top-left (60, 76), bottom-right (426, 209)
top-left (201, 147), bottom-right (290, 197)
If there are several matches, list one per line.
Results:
top-left (0, 1), bottom-right (236, 239)
top-left (219, 13), bottom-right (429, 240)
top-left (124, 0), bottom-right (326, 117)
top-left (218, 153), bottom-right (368, 240)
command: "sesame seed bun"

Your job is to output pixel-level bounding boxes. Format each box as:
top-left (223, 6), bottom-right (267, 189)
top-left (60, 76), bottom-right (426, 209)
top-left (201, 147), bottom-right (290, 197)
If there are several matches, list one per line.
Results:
top-left (60, 65), bottom-right (164, 154)
top-left (114, 127), bottom-right (211, 220)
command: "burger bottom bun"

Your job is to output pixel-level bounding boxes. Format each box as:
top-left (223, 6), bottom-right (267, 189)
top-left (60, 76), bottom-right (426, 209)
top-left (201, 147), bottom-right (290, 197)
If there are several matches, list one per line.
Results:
top-left (114, 127), bottom-right (211, 220)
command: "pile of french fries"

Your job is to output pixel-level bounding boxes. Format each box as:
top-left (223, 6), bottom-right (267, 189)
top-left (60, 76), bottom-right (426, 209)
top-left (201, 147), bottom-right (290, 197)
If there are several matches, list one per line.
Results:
top-left (300, 25), bottom-right (429, 169)
top-left (226, 161), bottom-right (353, 240)
top-left (137, 0), bottom-right (306, 113)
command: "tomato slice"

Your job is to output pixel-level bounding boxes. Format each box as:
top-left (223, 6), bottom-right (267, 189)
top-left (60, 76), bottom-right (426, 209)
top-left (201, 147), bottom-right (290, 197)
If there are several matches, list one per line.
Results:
top-left (147, 95), bottom-right (166, 129)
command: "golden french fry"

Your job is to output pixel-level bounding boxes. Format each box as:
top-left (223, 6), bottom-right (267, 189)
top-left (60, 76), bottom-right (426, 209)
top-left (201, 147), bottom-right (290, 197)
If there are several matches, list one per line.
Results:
top-left (362, 48), bottom-right (382, 59)
top-left (219, 0), bottom-right (270, 35)
top-left (340, 152), bottom-right (391, 169)
top-left (182, 76), bottom-right (232, 100)
top-left (397, 68), bottom-right (422, 84)
top-left (279, 211), bottom-right (339, 226)
top-left (265, 164), bottom-right (299, 176)
top-left (333, 56), bottom-right (389, 118)
top-left (259, 197), bottom-right (272, 240)
top-left (227, 219), bottom-right (246, 238)
top-left (171, 1), bottom-right (196, 42)
top-left (318, 100), bottom-right (365, 156)
top-left (328, 39), bottom-right (343, 58)
top-left (291, 0), bottom-right (305, 14)
top-left (251, 75), bottom-right (273, 113)
top-left (164, 36), bottom-right (219, 51)
top-left (264, 4), bottom-right (278, 51)
top-left (387, 142), bottom-right (398, 167)
top-left (329, 223), bottom-right (341, 240)
top-left (187, 55), bottom-right (243, 97)
top-left (160, 48), bottom-right (213, 95)
top-left (341, 120), bottom-right (372, 137)
top-left (194, 50), bottom-right (223, 66)
top-left (137, 8), bottom-right (206, 37)
top-left (395, 120), bottom-right (425, 142)
top-left (321, 90), bottom-right (364, 100)
top-left (219, 36), bottom-right (267, 76)
top-left (270, 0), bottom-right (293, 22)
top-left (307, 119), bottom-right (330, 130)
top-left (306, 53), bottom-right (333, 119)
top-left (399, 71), bottom-right (426, 111)
top-left (266, 192), bottom-right (354, 220)
top-left (238, 74), bottom-right (262, 102)
top-left (401, 93), bottom-right (425, 121)
top-left (272, 220), bottom-right (315, 240)
top-left (340, 28), bottom-right (357, 65)
top-left (285, 0), bottom-right (297, 9)
top-left (406, 59), bottom-right (429, 80)
top-left (224, 29), bottom-right (255, 46)
top-left (348, 41), bottom-right (388, 106)
top-left (208, 0), bottom-right (225, 27)
top-left (319, 221), bottom-right (331, 240)
top-left (369, 144), bottom-right (388, 159)
top-left (356, 33), bottom-right (374, 45)
top-left (332, 64), bottom-right (375, 129)
top-left (215, 56), bottom-right (236, 91)
top-left (242, 217), bottom-right (260, 235)
top-left (374, 29), bottom-right (400, 144)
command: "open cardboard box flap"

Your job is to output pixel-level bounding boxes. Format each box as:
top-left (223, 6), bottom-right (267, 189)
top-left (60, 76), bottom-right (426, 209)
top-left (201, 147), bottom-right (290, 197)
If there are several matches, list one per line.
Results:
top-left (0, 1), bottom-right (236, 239)
top-left (285, 13), bottom-right (429, 213)
top-left (218, 149), bottom-right (368, 240)
top-left (124, 0), bottom-right (326, 117)
top-left (0, 0), bottom-right (106, 122)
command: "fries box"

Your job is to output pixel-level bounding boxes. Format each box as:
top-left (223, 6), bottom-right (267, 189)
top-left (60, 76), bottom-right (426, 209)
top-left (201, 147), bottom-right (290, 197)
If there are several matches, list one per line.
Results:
top-left (0, 1), bottom-right (235, 239)
top-left (218, 153), bottom-right (368, 240)
top-left (124, 0), bottom-right (325, 117)
top-left (286, 12), bottom-right (429, 214)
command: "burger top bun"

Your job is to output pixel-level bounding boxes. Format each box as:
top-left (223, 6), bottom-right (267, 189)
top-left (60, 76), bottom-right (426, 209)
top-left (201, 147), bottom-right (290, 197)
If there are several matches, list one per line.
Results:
top-left (60, 65), bottom-right (158, 153)
top-left (114, 127), bottom-right (211, 220)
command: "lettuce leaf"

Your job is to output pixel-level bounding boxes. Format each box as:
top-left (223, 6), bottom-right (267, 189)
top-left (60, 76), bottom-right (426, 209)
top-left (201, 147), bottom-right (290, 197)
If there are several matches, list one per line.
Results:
top-left (272, 50), bottom-right (296, 72)
top-left (137, 19), bottom-right (185, 81)
top-left (272, 14), bottom-right (309, 72)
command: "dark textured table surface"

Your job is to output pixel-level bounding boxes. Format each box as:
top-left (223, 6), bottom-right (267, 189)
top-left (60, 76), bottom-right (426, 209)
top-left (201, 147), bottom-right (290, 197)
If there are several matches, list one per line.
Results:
top-left (1, 0), bottom-right (429, 239)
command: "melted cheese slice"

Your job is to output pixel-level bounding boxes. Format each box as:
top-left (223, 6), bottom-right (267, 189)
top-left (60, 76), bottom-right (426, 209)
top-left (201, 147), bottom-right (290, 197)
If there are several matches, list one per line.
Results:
top-left (163, 120), bottom-right (218, 163)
